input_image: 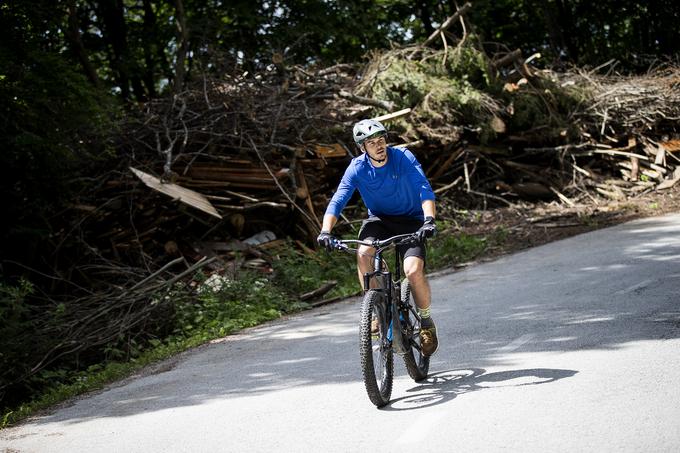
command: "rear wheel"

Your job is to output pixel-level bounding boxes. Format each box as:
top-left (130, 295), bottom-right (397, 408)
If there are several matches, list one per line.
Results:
top-left (359, 289), bottom-right (393, 407)
top-left (401, 280), bottom-right (430, 381)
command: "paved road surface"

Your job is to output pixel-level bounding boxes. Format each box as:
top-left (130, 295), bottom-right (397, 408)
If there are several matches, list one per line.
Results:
top-left (3, 213), bottom-right (680, 452)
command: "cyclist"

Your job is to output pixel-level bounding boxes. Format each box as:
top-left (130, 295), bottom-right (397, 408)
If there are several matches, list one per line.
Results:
top-left (317, 119), bottom-right (439, 356)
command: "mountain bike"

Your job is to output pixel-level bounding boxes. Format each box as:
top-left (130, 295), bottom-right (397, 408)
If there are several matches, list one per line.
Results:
top-left (334, 233), bottom-right (430, 407)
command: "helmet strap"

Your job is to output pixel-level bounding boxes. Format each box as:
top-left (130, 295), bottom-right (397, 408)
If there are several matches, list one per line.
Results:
top-left (362, 145), bottom-right (386, 164)
top-left (368, 154), bottom-right (386, 164)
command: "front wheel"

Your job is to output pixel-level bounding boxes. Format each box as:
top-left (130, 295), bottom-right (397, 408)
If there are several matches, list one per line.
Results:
top-left (401, 280), bottom-right (430, 382)
top-left (359, 289), bottom-right (393, 407)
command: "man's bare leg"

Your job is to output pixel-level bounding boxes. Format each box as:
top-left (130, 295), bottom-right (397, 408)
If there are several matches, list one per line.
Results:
top-left (357, 245), bottom-right (377, 290)
top-left (403, 256), bottom-right (430, 309)
top-left (403, 255), bottom-right (438, 356)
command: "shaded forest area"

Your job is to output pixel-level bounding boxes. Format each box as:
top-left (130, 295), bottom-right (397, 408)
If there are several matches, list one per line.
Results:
top-left (1, 0), bottom-right (680, 414)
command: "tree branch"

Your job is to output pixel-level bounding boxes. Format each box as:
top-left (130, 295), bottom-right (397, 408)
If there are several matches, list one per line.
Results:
top-left (422, 2), bottom-right (472, 48)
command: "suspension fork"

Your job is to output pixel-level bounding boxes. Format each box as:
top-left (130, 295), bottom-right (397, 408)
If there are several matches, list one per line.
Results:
top-left (391, 249), bottom-right (410, 354)
top-left (390, 257), bottom-right (409, 355)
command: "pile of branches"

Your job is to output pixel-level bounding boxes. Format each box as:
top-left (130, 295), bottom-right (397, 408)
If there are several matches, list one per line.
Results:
top-left (1, 256), bottom-right (210, 401)
top-left (572, 64), bottom-right (680, 134)
top-left (1, 60), bottom-right (364, 402)
top-left (115, 60), bottom-right (366, 241)
top-left (116, 1), bottom-right (680, 240)
top-left (121, 63), bottom-right (359, 175)
top-left (511, 64), bottom-right (680, 202)
top-left (350, 40), bottom-right (680, 206)
top-left (5, 2), bottom-right (680, 408)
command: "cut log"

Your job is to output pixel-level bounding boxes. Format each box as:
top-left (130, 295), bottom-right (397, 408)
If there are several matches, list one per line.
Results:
top-left (295, 165), bottom-right (321, 228)
top-left (337, 90), bottom-right (394, 111)
top-left (372, 108), bottom-right (412, 123)
top-left (630, 157), bottom-right (639, 180)
top-left (312, 143), bottom-right (346, 158)
top-left (660, 139), bottom-right (680, 152)
top-left (299, 280), bottom-right (337, 301)
top-left (656, 168), bottom-right (680, 190)
top-left (493, 49), bottom-right (522, 69)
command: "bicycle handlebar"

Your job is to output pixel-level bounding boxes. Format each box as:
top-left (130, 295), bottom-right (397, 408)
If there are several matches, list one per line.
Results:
top-left (333, 232), bottom-right (419, 252)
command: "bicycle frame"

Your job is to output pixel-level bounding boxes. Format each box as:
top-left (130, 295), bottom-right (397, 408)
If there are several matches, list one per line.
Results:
top-left (337, 233), bottom-right (417, 355)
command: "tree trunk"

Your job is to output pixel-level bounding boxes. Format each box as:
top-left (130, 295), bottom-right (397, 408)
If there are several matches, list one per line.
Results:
top-left (65, 0), bottom-right (99, 87)
top-left (554, 0), bottom-right (579, 62)
top-left (173, 0), bottom-right (189, 93)
top-left (418, 0), bottom-right (434, 37)
top-left (651, 0), bottom-right (679, 56)
top-left (142, 0), bottom-right (158, 97)
top-left (98, 0), bottom-right (131, 99)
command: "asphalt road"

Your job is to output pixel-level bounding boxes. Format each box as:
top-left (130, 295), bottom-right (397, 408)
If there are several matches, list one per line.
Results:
top-left (3, 213), bottom-right (680, 452)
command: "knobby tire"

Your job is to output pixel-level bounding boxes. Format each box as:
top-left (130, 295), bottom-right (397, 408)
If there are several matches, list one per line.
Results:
top-left (359, 289), bottom-right (393, 407)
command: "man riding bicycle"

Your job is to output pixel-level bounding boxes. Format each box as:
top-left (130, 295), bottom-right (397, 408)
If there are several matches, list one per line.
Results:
top-left (317, 119), bottom-right (439, 356)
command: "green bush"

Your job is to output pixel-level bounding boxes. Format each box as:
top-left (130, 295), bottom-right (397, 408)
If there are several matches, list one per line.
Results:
top-left (428, 229), bottom-right (488, 268)
top-left (369, 41), bottom-right (501, 131)
top-left (272, 244), bottom-right (361, 299)
top-left (173, 271), bottom-right (303, 341)
top-left (0, 279), bottom-right (41, 406)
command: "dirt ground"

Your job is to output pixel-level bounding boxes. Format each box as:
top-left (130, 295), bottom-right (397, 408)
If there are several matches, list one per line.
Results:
top-left (445, 185), bottom-right (680, 265)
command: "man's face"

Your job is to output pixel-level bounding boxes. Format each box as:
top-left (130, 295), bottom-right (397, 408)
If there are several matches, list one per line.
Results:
top-left (363, 135), bottom-right (387, 161)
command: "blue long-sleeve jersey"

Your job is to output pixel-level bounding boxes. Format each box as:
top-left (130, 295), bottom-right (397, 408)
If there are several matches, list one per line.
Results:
top-left (325, 146), bottom-right (435, 220)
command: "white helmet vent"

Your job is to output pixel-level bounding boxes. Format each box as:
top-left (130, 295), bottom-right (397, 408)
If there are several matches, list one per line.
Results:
top-left (352, 119), bottom-right (387, 145)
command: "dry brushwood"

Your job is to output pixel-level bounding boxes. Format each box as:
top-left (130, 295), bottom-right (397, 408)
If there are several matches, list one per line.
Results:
top-left (89, 4), bottom-right (680, 278)
top-left (1, 256), bottom-right (216, 391)
top-left (10, 2), bottom-right (680, 400)
top-left (56, 1), bottom-right (680, 285)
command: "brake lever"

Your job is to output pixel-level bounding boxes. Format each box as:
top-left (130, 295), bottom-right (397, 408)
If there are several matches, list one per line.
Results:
top-left (332, 239), bottom-right (348, 251)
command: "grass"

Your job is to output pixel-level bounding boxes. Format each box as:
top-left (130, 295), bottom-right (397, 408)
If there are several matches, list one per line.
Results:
top-left (0, 225), bottom-right (495, 429)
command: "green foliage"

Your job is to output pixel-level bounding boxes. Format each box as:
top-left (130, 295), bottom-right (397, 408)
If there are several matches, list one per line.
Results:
top-left (496, 72), bottom-right (591, 143)
top-left (427, 229), bottom-right (488, 268)
top-left (0, 7), bottom-right (119, 262)
top-left (272, 242), bottom-right (361, 299)
top-left (3, 0), bottom-right (679, 107)
top-left (468, 0), bottom-right (680, 69)
top-left (367, 41), bottom-right (502, 142)
top-left (0, 270), bottom-right (305, 425)
top-left (371, 58), bottom-right (428, 108)
top-left (491, 225), bottom-right (509, 245)
top-left (367, 38), bottom-right (595, 143)
top-left (173, 272), bottom-right (298, 340)
top-left (0, 280), bottom-right (37, 395)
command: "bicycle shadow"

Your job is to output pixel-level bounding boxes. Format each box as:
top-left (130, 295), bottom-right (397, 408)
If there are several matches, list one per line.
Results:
top-left (384, 367), bottom-right (577, 411)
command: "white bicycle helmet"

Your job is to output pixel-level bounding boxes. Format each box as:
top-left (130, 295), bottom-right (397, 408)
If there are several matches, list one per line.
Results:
top-left (353, 119), bottom-right (387, 145)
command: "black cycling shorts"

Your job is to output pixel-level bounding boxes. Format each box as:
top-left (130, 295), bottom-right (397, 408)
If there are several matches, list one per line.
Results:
top-left (358, 215), bottom-right (426, 260)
